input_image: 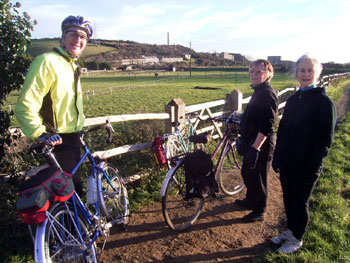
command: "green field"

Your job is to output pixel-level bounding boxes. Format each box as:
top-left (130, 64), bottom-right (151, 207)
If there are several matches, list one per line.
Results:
top-left (80, 71), bottom-right (295, 117)
top-left (7, 70), bottom-right (296, 120)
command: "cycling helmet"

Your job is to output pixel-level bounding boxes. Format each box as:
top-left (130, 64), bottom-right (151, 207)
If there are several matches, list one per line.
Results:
top-left (61, 15), bottom-right (93, 38)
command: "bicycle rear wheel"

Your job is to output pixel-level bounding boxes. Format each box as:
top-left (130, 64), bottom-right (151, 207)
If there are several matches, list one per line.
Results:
top-left (35, 202), bottom-right (97, 263)
top-left (97, 163), bottom-right (130, 226)
top-left (162, 160), bottom-right (204, 231)
top-left (216, 142), bottom-right (245, 196)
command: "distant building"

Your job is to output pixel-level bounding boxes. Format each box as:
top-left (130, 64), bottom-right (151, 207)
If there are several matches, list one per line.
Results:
top-left (219, 52), bottom-right (234, 61)
top-left (232, 53), bottom-right (244, 63)
top-left (216, 52), bottom-right (245, 63)
top-left (267, 56), bottom-right (294, 69)
top-left (142, 56), bottom-right (159, 64)
top-left (267, 56), bottom-right (282, 65)
top-left (121, 58), bottom-right (144, 65)
top-left (121, 56), bottom-right (159, 65)
top-left (184, 54), bottom-right (191, 60)
top-left (160, 57), bottom-right (183, 63)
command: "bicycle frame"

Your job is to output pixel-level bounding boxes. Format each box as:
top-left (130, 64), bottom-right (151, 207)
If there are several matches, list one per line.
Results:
top-left (34, 135), bottom-right (119, 259)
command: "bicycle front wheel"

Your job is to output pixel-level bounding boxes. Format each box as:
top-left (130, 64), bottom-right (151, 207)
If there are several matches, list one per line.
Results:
top-left (162, 160), bottom-right (204, 231)
top-left (97, 163), bottom-right (130, 226)
top-left (35, 203), bottom-right (97, 263)
top-left (216, 142), bottom-right (245, 196)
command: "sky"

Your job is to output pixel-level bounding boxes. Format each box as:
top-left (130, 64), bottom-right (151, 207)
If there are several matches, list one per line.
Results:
top-left (14, 0), bottom-right (350, 63)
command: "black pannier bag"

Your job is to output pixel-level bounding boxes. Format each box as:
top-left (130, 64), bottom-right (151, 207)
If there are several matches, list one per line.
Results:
top-left (184, 150), bottom-right (219, 199)
top-left (17, 166), bottom-right (75, 225)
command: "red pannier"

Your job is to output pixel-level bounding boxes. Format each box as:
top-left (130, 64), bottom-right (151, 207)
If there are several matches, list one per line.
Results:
top-left (17, 166), bottom-right (75, 225)
top-left (151, 136), bottom-right (167, 167)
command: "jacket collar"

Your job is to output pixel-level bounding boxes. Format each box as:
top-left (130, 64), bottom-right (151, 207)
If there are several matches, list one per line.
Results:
top-left (53, 46), bottom-right (76, 63)
top-left (296, 86), bottom-right (326, 96)
top-left (251, 80), bottom-right (270, 91)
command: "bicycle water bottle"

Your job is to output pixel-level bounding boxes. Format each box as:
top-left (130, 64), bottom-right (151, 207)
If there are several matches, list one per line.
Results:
top-left (86, 175), bottom-right (97, 204)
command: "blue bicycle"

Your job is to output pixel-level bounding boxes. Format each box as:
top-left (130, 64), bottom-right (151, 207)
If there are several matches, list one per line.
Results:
top-left (31, 121), bottom-right (129, 262)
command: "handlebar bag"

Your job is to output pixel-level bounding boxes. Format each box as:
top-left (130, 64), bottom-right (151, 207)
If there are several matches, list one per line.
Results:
top-left (17, 166), bottom-right (75, 225)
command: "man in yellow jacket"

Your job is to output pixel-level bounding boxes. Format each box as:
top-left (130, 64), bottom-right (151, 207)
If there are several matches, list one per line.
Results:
top-left (15, 15), bottom-right (93, 195)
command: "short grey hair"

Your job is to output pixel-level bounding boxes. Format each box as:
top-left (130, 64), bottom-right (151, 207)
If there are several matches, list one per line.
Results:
top-left (293, 54), bottom-right (323, 80)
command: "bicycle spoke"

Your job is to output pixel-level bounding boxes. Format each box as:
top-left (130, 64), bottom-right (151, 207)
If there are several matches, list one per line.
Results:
top-left (97, 163), bottom-right (130, 225)
top-left (39, 203), bottom-right (97, 263)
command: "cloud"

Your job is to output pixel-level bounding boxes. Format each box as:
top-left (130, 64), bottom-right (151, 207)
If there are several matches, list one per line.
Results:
top-left (21, 0), bottom-right (350, 63)
top-left (184, 7), bottom-right (209, 18)
top-left (123, 4), bottom-right (165, 16)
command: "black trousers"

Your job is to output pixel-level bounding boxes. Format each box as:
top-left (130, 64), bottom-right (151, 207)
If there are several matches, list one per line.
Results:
top-left (241, 135), bottom-right (275, 213)
top-left (53, 133), bottom-right (83, 196)
top-left (279, 170), bottom-right (319, 240)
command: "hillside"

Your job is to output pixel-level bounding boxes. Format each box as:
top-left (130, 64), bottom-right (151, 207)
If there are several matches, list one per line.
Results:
top-left (27, 38), bottom-right (250, 68)
top-left (28, 38), bottom-right (117, 59)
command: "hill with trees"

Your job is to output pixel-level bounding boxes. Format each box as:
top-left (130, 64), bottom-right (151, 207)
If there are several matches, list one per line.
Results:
top-left (27, 38), bottom-right (251, 70)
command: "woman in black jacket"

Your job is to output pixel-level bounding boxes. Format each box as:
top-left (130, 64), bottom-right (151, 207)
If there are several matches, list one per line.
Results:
top-left (271, 54), bottom-right (336, 254)
top-left (234, 59), bottom-right (278, 223)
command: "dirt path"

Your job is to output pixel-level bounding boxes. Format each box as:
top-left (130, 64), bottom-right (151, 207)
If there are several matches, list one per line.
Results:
top-left (336, 88), bottom-right (350, 123)
top-left (100, 171), bottom-right (284, 263)
top-left (99, 88), bottom-right (350, 263)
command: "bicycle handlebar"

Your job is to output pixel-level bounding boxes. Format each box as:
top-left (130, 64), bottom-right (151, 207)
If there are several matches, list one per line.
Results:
top-left (85, 120), bottom-right (115, 143)
top-left (31, 120), bottom-right (115, 155)
top-left (212, 114), bottom-right (241, 124)
top-left (30, 142), bottom-right (53, 155)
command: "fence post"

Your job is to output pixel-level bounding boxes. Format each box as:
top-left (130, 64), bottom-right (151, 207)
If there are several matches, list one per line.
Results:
top-left (224, 89), bottom-right (243, 113)
top-left (165, 98), bottom-right (186, 133)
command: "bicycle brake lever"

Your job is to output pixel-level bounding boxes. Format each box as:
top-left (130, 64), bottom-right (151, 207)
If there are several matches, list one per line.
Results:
top-left (30, 143), bottom-right (52, 155)
top-left (105, 120), bottom-right (114, 143)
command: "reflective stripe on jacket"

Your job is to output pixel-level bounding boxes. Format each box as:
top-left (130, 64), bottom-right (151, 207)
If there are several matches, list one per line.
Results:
top-left (15, 46), bottom-right (85, 139)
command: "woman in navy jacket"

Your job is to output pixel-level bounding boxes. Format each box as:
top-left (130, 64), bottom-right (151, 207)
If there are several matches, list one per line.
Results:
top-left (271, 54), bottom-right (336, 254)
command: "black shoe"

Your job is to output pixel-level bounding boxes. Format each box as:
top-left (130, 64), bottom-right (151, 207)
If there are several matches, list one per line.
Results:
top-left (234, 198), bottom-right (253, 210)
top-left (241, 211), bottom-right (264, 223)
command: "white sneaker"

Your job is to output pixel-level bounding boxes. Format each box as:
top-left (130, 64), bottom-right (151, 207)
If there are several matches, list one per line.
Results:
top-left (278, 235), bottom-right (303, 254)
top-left (271, 229), bottom-right (293, 245)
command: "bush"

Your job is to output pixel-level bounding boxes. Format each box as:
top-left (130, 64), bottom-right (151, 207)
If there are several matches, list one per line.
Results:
top-left (0, 1), bottom-right (36, 171)
top-left (85, 61), bottom-right (99, 70)
top-left (99, 62), bottom-right (112, 70)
